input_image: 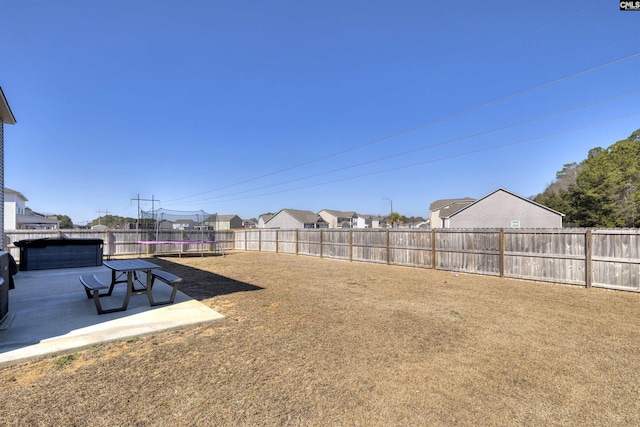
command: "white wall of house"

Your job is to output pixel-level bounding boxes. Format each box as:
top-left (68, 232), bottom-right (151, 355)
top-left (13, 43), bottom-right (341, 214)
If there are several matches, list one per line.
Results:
top-left (318, 210), bottom-right (357, 228)
top-left (318, 210), bottom-right (339, 228)
top-left (265, 209), bottom-right (327, 229)
top-left (319, 211), bottom-right (383, 229)
top-left (265, 211), bottom-right (303, 229)
top-left (4, 202), bottom-right (16, 231)
top-left (449, 189), bottom-right (563, 228)
top-left (372, 218), bottom-right (384, 228)
top-left (353, 215), bottom-right (368, 228)
top-left (206, 215), bottom-right (243, 230)
top-left (354, 214), bottom-right (384, 228)
top-left (4, 190), bottom-right (28, 230)
top-left (173, 220), bottom-right (194, 230)
top-left (429, 210), bottom-right (444, 228)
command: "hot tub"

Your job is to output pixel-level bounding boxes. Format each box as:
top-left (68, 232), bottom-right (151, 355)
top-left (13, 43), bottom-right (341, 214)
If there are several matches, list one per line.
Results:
top-left (15, 238), bottom-right (104, 271)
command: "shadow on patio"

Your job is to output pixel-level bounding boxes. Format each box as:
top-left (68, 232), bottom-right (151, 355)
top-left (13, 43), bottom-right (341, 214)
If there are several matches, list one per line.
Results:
top-left (0, 259), bottom-right (262, 366)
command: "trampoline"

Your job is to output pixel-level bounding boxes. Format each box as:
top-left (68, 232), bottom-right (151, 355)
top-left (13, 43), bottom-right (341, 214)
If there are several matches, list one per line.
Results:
top-left (136, 208), bottom-right (226, 256)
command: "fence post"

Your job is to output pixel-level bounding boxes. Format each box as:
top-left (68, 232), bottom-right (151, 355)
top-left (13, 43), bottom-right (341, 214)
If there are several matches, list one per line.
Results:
top-left (349, 229), bottom-right (353, 262)
top-left (296, 229), bottom-right (299, 256)
top-left (386, 229), bottom-right (390, 265)
top-left (499, 228), bottom-right (505, 278)
top-left (320, 229), bottom-right (323, 258)
top-left (146, 230), bottom-right (153, 256)
top-left (105, 231), bottom-right (113, 258)
top-left (431, 229), bottom-right (436, 269)
top-left (585, 229), bottom-right (592, 288)
top-left (275, 229), bottom-right (279, 253)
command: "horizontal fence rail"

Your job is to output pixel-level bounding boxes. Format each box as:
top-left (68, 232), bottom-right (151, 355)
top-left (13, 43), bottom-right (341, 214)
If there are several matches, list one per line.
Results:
top-left (7, 228), bottom-right (640, 293)
top-left (6, 229), bottom-right (235, 261)
top-left (234, 228), bottom-right (640, 293)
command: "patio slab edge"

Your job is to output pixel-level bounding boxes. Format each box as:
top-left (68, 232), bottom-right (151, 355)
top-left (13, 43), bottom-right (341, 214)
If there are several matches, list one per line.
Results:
top-left (0, 300), bottom-right (225, 367)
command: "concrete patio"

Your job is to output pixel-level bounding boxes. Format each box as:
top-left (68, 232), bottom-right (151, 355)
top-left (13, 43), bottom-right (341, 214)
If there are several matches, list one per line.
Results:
top-left (0, 264), bottom-right (224, 367)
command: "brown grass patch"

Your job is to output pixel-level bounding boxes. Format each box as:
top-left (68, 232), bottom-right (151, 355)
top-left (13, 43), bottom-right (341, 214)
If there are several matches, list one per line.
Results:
top-left (2, 251), bottom-right (640, 426)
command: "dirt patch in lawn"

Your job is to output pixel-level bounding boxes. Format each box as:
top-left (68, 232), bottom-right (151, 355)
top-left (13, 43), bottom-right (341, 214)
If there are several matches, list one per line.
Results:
top-left (2, 251), bottom-right (640, 426)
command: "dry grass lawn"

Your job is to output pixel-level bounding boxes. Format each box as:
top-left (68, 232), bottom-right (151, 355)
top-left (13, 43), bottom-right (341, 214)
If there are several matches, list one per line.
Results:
top-left (2, 251), bottom-right (640, 426)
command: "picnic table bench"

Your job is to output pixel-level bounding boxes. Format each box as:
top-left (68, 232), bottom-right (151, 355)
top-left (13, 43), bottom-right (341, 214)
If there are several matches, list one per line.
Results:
top-left (79, 260), bottom-right (183, 314)
top-left (80, 274), bottom-right (127, 315)
top-left (148, 270), bottom-right (183, 306)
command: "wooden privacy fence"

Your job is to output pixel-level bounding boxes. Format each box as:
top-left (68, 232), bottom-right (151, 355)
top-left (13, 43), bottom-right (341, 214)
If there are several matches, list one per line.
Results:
top-left (7, 228), bottom-right (640, 292)
top-left (6, 229), bottom-right (235, 261)
top-left (234, 228), bottom-right (640, 293)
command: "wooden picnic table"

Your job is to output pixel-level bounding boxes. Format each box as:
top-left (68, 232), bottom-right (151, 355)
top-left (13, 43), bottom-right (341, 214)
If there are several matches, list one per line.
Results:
top-left (81, 259), bottom-right (183, 314)
top-left (101, 259), bottom-right (161, 310)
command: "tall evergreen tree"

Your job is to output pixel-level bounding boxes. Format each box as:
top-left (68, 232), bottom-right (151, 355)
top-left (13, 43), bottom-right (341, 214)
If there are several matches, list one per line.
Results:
top-left (534, 129), bottom-right (640, 227)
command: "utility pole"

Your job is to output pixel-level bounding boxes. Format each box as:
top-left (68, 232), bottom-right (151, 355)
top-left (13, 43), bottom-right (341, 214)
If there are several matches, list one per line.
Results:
top-left (131, 195), bottom-right (159, 256)
top-left (95, 209), bottom-right (110, 226)
top-left (131, 194), bottom-right (159, 229)
top-left (131, 195), bottom-right (159, 227)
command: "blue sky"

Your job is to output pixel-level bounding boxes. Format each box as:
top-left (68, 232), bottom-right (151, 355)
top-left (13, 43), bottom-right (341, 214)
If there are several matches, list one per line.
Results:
top-left (1, 1), bottom-right (639, 225)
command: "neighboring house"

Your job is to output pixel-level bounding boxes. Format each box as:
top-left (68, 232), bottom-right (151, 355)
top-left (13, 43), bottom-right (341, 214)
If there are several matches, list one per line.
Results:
top-left (1, 89), bottom-right (16, 324)
top-left (205, 214), bottom-right (243, 230)
top-left (257, 213), bottom-right (274, 229)
top-left (318, 210), bottom-right (387, 229)
top-left (4, 188), bottom-right (59, 230)
top-left (173, 219), bottom-right (195, 230)
top-left (428, 197), bottom-right (476, 229)
top-left (318, 210), bottom-right (357, 228)
top-left (372, 215), bottom-right (387, 228)
top-left (435, 188), bottom-right (563, 229)
top-left (353, 213), bottom-right (385, 229)
top-left (1, 88), bottom-right (17, 247)
top-left (157, 219), bottom-right (174, 230)
top-left (264, 209), bottom-right (328, 229)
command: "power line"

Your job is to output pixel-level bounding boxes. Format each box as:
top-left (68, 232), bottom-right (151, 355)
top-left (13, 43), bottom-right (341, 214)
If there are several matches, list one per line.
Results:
top-left (174, 112), bottom-right (640, 206)
top-left (163, 52), bottom-right (640, 204)
top-left (165, 89), bottom-right (640, 206)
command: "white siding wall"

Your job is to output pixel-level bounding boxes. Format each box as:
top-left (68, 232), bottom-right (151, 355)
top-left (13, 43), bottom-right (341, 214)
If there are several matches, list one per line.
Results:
top-left (449, 190), bottom-right (562, 228)
top-left (430, 210), bottom-right (444, 228)
top-left (265, 212), bottom-right (302, 229)
top-left (354, 216), bottom-right (367, 228)
top-left (318, 211), bottom-right (338, 228)
top-left (3, 202), bottom-right (16, 230)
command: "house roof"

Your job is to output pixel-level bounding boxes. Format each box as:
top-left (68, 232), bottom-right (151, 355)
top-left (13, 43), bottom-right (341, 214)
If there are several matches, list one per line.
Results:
top-left (16, 214), bottom-right (59, 225)
top-left (5, 188), bottom-right (28, 201)
top-left (445, 188), bottom-right (565, 219)
top-left (0, 87), bottom-right (16, 125)
top-left (270, 209), bottom-right (326, 225)
top-left (204, 214), bottom-right (240, 222)
top-left (319, 209), bottom-right (356, 218)
top-left (429, 198), bottom-right (476, 219)
top-left (429, 197), bottom-right (475, 211)
top-left (216, 215), bottom-right (240, 221)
